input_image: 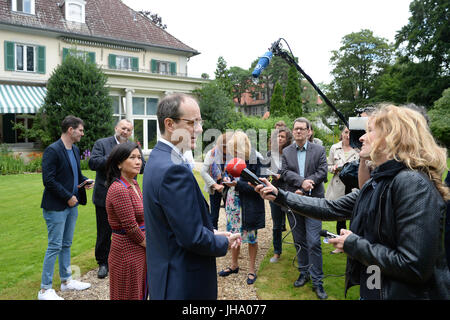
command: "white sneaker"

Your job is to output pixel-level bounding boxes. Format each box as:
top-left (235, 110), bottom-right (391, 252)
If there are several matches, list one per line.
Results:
top-left (38, 289), bottom-right (64, 300)
top-left (270, 256), bottom-right (280, 263)
top-left (60, 279), bottom-right (91, 291)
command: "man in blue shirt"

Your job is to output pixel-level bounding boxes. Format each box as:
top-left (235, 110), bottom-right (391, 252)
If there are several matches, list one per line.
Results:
top-left (38, 116), bottom-right (94, 300)
top-left (279, 117), bottom-right (328, 299)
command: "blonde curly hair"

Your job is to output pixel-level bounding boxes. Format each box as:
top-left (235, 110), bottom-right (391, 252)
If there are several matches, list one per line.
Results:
top-left (226, 131), bottom-right (251, 161)
top-left (370, 104), bottom-right (449, 200)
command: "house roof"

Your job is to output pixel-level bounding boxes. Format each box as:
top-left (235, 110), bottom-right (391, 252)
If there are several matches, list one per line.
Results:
top-left (0, 0), bottom-right (199, 56)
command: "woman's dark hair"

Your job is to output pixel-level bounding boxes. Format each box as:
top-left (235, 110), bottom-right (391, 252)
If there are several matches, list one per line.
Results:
top-left (105, 142), bottom-right (140, 187)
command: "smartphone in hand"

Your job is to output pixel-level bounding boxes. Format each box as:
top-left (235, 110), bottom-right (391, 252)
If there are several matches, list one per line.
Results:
top-left (78, 179), bottom-right (94, 188)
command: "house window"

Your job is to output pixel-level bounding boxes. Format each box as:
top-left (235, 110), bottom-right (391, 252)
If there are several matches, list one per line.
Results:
top-left (111, 96), bottom-right (125, 124)
top-left (65, 0), bottom-right (86, 23)
top-left (12, 0), bottom-right (35, 14)
top-left (108, 54), bottom-right (139, 71)
top-left (4, 41), bottom-right (45, 73)
top-left (117, 56), bottom-right (132, 71)
top-left (62, 48), bottom-right (95, 64)
top-left (131, 97), bottom-right (159, 151)
top-left (16, 44), bottom-right (35, 72)
top-left (151, 59), bottom-right (177, 75)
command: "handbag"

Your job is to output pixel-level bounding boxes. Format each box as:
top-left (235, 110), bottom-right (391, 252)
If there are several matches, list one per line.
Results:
top-left (338, 160), bottom-right (360, 190)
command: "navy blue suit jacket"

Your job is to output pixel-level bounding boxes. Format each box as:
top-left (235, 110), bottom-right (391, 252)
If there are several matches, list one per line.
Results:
top-left (143, 141), bottom-right (229, 300)
top-left (88, 136), bottom-right (146, 207)
top-left (41, 139), bottom-right (87, 211)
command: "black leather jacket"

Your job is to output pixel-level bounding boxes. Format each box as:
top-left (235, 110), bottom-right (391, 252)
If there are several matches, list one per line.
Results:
top-left (274, 169), bottom-right (450, 299)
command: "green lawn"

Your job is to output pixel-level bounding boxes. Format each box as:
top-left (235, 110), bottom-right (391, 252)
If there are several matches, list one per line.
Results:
top-left (1, 163), bottom-right (448, 300)
top-left (0, 171), bottom-right (97, 299)
top-left (255, 221), bottom-right (359, 300)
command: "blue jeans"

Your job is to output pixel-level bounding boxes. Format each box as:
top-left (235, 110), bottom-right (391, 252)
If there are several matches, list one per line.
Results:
top-left (270, 202), bottom-right (284, 255)
top-left (40, 207), bottom-right (78, 289)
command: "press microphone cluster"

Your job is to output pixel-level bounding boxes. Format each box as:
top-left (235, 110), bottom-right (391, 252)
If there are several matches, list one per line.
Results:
top-left (225, 158), bottom-right (276, 196)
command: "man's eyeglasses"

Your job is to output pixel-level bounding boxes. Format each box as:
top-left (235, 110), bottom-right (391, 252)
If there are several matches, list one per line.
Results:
top-left (172, 118), bottom-right (204, 127)
top-left (293, 127), bottom-right (308, 132)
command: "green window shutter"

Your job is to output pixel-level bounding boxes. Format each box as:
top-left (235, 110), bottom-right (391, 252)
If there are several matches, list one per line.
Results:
top-left (170, 62), bottom-right (177, 75)
top-left (37, 46), bottom-right (46, 74)
top-left (131, 57), bottom-right (139, 71)
top-left (62, 48), bottom-right (69, 62)
top-left (151, 59), bottom-right (157, 73)
top-left (108, 54), bottom-right (117, 69)
top-left (4, 41), bottom-right (15, 71)
top-left (88, 52), bottom-right (96, 64)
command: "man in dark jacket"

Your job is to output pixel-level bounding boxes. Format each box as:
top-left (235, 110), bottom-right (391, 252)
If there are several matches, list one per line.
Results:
top-left (88, 119), bottom-right (145, 278)
top-left (39, 116), bottom-right (93, 300)
top-left (280, 117), bottom-right (328, 299)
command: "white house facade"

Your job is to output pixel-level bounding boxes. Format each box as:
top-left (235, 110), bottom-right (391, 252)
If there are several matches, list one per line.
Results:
top-left (0, 0), bottom-right (207, 153)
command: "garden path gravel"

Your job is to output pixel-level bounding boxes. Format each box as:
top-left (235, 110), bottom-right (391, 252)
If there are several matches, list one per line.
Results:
top-left (59, 199), bottom-right (273, 300)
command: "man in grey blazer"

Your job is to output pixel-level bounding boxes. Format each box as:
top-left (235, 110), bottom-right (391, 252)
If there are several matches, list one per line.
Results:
top-left (279, 117), bottom-right (328, 299)
top-left (88, 119), bottom-right (145, 278)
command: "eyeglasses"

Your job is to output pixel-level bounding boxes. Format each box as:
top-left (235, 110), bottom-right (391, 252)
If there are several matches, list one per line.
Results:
top-left (172, 118), bottom-right (204, 127)
top-left (293, 127), bottom-right (308, 132)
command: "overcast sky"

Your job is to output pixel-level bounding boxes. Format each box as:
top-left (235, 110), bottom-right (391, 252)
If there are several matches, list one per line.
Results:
top-left (122, 0), bottom-right (412, 84)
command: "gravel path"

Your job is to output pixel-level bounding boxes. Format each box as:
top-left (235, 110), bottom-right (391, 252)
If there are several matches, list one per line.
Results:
top-left (59, 201), bottom-right (273, 300)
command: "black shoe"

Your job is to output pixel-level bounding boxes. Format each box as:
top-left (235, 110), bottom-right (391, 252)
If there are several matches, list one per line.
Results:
top-left (312, 285), bottom-right (328, 300)
top-left (246, 273), bottom-right (257, 285)
top-left (218, 267), bottom-right (239, 277)
top-left (293, 273), bottom-right (310, 287)
top-left (98, 264), bottom-right (108, 279)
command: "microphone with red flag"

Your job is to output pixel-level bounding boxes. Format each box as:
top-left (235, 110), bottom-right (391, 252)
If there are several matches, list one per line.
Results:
top-left (225, 158), bottom-right (275, 196)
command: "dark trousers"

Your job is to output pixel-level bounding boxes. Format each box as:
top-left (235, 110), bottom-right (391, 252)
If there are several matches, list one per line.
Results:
top-left (95, 205), bottom-right (111, 266)
top-left (270, 202), bottom-right (285, 255)
top-left (209, 192), bottom-right (224, 230)
top-left (287, 210), bottom-right (323, 287)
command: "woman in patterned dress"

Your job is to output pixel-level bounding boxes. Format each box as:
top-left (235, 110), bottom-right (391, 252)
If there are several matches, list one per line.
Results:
top-left (105, 142), bottom-right (147, 300)
top-left (218, 131), bottom-right (265, 285)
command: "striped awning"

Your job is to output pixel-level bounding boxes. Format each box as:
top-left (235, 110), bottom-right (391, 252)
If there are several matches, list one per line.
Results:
top-left (0, 84), bottom-right (47, 114)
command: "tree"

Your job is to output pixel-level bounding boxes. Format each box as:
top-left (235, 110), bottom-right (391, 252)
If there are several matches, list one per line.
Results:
top-left (33, 54), bottom-right (113, 151)
top-left (428, 88), bottom-right (450, 148)
top-left (387, 0), bottom-right (450, 107)
top-left (328, 29), bottom-right (393, 117)
top-left (285, 65), bottom-right (302, 117)
top-left (250, 55), bottom-right (292, 107)
top-left (269, 82), bottom-right (286, 117)
top-left (229, 66), bottom-right (252, 105)
top-left (214, 56), bottom-right (233, 97)
top-left (139, 10), bottom-right (167, 29)
top-left (192, 81), bottom-right (240, 134)
top-left (395, 0), bottom-right (449, 73)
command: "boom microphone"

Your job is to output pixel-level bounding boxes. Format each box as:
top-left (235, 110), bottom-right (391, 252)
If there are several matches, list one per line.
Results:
top-left (252, 51), bottom-right (273, 79)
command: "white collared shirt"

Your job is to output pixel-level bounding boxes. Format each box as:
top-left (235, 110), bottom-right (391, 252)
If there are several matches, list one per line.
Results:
top-left (159, 138), bottom-right (194, 170)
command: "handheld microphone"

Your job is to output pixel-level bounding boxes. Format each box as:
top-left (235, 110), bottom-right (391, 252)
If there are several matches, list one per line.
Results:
top-left (225, 158), bottom-right (275, 195)
top-left (319, 230), bottom-right (338, 238)
top-left (252, 51), bottom-right (273, 79)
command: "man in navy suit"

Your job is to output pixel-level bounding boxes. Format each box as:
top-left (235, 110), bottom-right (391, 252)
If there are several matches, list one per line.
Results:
top-left (279, 117), bottom-right (328, 299)
top-left (38, 116), bottom-right (93, 300)
top-left (143, 93), bottom-right (240, 300)
top-left (89, 119), bottom-right (145, 279)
